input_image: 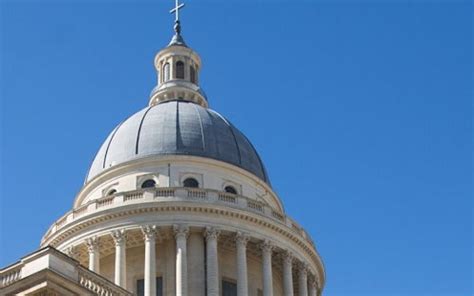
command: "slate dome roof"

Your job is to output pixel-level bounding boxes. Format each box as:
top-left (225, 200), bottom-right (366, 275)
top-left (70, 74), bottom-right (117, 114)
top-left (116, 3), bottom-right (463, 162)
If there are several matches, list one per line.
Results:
top-left (86, 100), bottom-right (269, 184)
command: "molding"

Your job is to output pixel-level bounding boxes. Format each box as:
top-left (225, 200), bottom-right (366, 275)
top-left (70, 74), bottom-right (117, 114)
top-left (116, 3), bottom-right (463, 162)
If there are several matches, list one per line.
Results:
top-left (41, 201), bottom-right (325, 287)
top-left (75, 155), bottom-right (283, 212)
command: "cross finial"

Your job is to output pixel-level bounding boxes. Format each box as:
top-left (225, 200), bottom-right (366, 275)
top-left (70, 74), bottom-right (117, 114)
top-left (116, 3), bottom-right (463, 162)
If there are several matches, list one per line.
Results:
top-left (170, 0), bottom-right (185, 24)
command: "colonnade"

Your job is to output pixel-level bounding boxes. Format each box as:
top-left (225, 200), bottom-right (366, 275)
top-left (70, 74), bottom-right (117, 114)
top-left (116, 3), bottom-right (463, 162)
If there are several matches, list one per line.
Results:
top-left (83, 226), bottom-right (320, 296)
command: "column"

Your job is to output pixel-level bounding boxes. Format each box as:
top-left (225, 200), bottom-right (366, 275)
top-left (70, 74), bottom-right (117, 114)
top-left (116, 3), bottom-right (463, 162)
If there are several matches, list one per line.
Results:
top-left (142, 225), bottom-right (158, 296)
top-left (112, 229), bottom-right (127, 288)
top-left (298, 264), bottom-right (308, 296)
top-left (260, 240), bottom-right (274, 296)
top-left (188, 233), bottom-right (205, 296)
top-left (204, 227), bottom-right (220, 296)
top-left (282, 251), bottom-right (294, 296)
top-left (309, 278), bottom-right (318, 296)
top-left (174, 224), bottom-right (189, 296)
top-left (86, 236), bottom-right (100, 273)
top-left (235, 232), bottom-right (249, 296)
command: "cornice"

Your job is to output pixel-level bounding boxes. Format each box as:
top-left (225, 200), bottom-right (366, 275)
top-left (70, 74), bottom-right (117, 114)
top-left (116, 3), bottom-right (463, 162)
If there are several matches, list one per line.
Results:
top-left (41, 200), bottom-right (325, 287)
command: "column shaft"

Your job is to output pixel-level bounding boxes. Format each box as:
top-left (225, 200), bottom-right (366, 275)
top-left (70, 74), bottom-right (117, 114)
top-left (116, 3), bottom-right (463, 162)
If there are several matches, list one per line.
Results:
top-left (174, 225), bottom-right (189, 296)
top-left (309, 280), bottom-right (318, 296)
top-left (283, 252), bottom-right (294, 296)
top-left (112, 229), bottom-right (127, 288)
top-left (235, 232), bottom-right (249, 296)
top-left (86, 237), bottom-right (100, 273)
top-left (142, 225), bottom-right (158, 296)
top-left (205, 227), bottom-right (220, 296)
top-left (298, 265), bottom-right (308, 296)
top-left (261, 241), bottom-right (273, 296)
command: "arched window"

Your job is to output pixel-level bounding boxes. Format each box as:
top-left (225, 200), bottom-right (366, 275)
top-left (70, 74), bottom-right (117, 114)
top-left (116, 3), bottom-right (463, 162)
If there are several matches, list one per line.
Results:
top-left (107, 189), bottom-right (117, 196)
top-left (141, 179), bottom-right (156, 189)
top-left (190, 66), bottom-right (196, 83)
top-left (183, 178), bottom-right (199, 188)
top-left (163, 63), bottom-right (170, 82)
top-left (224, 186), bottom-right (237, 195)
top-left (176, 61), bottom-right (185, 79)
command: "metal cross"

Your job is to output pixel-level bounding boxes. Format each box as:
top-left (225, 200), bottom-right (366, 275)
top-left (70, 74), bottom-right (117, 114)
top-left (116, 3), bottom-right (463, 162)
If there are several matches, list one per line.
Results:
top-left (170, 0), bottom-right (185, 22)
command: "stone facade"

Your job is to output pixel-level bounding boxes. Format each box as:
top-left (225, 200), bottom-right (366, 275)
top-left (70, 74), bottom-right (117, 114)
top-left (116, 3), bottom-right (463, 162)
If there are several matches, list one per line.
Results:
top-left (0, 6), bottom-right (325, 296)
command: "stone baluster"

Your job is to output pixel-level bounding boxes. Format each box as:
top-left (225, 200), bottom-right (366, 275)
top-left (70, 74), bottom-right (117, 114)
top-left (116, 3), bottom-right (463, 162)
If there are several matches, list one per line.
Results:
top-left (142, 225), bottom-right (159, 296)
top-left (204, 227), bottom-right (220, 296)
top-left (235, 232), bottom-right (249, 296)
top-left (86, 237), bottom-right (100, 273)
top-left (282, 251), bottom-right (294, 296)
top-left (260, 240), bottom-right (274, 296)
top-left (112, 229), bottom-right (127, 288)
top-left (298, 264), bottom-right (308, 296)
top-left (174, 224), bottom-right (189, 296)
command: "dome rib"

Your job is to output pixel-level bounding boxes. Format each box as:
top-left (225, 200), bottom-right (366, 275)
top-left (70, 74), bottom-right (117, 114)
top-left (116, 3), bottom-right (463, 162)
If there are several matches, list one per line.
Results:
top-left (86, 101), bottom-right (270, 185)
top-left (135, 106), bottom-right (153, 155)
top-left (102, 121), bottom-right (123, 168)
top-left (192, 103), bottom-right (206, 151)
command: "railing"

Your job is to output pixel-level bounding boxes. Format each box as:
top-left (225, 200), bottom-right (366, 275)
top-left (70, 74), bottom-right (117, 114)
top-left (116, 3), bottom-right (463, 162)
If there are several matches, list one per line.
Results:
top-left (97, 196), bottom-right (114, 208)
top-left (73, 205), bottom-right (88, 218)
top-left (78, 267), bottom-right (133, 296)
top-left (155, 188), bottom-right (175, 197)
top-left (247, 200), bottom-right (264, 213)
top-left (218, 192), bottom-right (237, 204)
top-left (124, 191), bottom-right (144, 201)
top-left (44, 187), bottom-right (315, 247)
top-left (187, 188), bottom-right (207, 199)
top-left (0, 262), bottom-right (22, 288)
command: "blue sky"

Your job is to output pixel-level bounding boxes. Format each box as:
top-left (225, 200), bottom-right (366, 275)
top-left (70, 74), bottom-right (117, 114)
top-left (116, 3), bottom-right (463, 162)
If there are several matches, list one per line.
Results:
top-left (0, 1), bottom-right (471, 295)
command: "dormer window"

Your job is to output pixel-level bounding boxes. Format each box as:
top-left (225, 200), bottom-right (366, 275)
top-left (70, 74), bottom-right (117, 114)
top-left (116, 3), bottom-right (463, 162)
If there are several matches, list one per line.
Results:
top-left (163, 63), bottom-right (170, 82)
top-left (224, 186), bottom-right (237, 195)
top-left (176, 61), bottom-right (185, 79)
top-left (183, 177), bottom-right (199, 188)
top-left (141, 179), bottom-right (156, 189)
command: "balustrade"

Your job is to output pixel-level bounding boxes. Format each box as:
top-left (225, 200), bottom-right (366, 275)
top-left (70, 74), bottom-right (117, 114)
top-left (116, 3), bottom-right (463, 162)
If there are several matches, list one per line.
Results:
top-left (78, 267), bottom-right (132, 296)
top-left (44, 187), bottom-right (314, 248)
top-left (0, 263), bottom-right (22, 288)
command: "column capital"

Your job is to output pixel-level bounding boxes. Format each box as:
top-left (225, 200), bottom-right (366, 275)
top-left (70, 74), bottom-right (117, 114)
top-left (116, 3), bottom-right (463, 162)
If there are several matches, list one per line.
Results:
top-left (173, 224), bottom-right (189, 240)
top-left (204, 227), bottom-right (220, 241)
top-left (112, 229), bottom-right (127, 245)
top-left (298, 262), bottom-right (309, 276)
top-left (65, 246), bottom-right (79, 259)
top-left (282, 250), bottom-right (294, 264)
top-left (259, 240), bottom-right (274, 254)
top-left (85, 236), bottom-right (100, 253)
top-left (235, 231), bottom-right (250, 247)
top-left (141, 225), bottom-right (159, 241)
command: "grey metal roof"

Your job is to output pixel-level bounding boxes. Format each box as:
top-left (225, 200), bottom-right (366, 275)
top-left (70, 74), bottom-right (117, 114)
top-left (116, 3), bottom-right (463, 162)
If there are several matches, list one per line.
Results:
top-left (86, 100), bottom-right (270, 185)
top-left (168, 33), bottom-right (187, 47)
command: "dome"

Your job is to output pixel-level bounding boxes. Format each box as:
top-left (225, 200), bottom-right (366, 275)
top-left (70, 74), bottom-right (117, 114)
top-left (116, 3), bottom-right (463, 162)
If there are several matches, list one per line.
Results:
top-left (86, 100), bottom-right (270, 184)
